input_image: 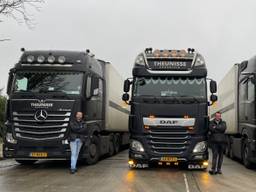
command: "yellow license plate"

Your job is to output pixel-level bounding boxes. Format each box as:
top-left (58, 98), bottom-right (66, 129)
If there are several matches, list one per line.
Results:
top-left (30, 152), bottom-right (48, 158)
top-left (161, 157), bottom-right (178, 162)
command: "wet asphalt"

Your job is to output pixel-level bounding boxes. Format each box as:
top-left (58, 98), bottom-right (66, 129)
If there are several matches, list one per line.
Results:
top-left (0, 150), bottom-right (256, 192)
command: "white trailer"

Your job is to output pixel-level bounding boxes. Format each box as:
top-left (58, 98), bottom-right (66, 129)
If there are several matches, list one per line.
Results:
top-left (210, 60), bottom-right (256, 168)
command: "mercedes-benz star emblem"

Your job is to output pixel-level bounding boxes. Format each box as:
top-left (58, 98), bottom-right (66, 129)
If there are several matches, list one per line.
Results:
top-left (34, 110), bottom-right (48, 121)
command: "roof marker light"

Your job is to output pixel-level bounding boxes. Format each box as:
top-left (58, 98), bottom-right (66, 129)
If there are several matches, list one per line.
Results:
top-left (27, 55), bottom-right (35, 63)
top-left (48, 55), bottom-right (55, 63)
top-left (37, 55), bottom-right (45, 63)
top-left (58, 56), bottom-right (66, 64)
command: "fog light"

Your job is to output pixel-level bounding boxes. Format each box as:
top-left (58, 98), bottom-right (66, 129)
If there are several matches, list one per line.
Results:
top-left (203, 161), bottom-right (208, 166)
top-left (194, 155), bottom-right (204, 160)
top-left (128, 160), bottom-right (134, 165)
top-left (134, 154), bottom-right (143, 158)
top-left (6, 133), bottom-right (17, 144)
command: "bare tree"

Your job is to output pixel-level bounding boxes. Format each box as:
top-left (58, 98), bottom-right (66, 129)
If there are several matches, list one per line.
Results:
top-left (0, 0), bottom-right (44, 29)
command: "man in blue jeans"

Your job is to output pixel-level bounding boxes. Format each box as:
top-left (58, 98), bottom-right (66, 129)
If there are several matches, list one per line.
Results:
top-left (69, 112), bottom-right (87, 174)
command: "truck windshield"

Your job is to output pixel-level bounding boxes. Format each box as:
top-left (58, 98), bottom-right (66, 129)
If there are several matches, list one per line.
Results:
top-left (133, 77), bottom-right (206, 98)
top-left (12, 72), bottom-right (83, 95)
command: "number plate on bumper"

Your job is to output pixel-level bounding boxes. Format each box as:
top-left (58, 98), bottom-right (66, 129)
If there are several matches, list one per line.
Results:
top-left (161, 157), bottom-right (178, 162)
top-left (30, 152), bottom-right (48, 158)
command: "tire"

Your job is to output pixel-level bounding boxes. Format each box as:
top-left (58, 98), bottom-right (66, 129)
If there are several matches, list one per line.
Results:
top-left (242, 139), bottom-right (254, 169)
top-left (15, 160), bottom-right (37, 165)
top-left (114, 134), bottom-right (121, 154)
top-left (225, 136), bottom-right (231, 157)
top-left (86, 135), bottom-right (100, 165)
top-left (230, 146), bottom-right (235, 160)
top-left (108, 136), bottom-right (115, 157)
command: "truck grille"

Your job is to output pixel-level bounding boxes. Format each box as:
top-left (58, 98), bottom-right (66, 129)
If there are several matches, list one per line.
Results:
top-left (146, 126), bottom-right (190, 156)
top-left (12, 111), bottom-right (71, 141)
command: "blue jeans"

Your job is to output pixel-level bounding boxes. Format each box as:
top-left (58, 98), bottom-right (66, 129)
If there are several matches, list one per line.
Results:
top-left (70, 138), bottom-right (83, 170)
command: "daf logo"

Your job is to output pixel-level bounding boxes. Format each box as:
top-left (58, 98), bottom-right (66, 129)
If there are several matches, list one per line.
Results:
top-left (34, 110), bottom-right (48, 121)
top-left (159, 120), bottom-right (178, 125)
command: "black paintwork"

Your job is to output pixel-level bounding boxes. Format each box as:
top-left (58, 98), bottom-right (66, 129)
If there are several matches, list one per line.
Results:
top-left (3, 50), bottom-right (107, 160)
top-left (129, 52), bottom-right (209, 163)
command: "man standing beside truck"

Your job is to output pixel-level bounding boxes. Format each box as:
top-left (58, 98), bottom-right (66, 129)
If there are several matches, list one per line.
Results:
top-left (208, 112), bottom-right (227, 175)
top-left (69, 112), bottom-right (87, 174)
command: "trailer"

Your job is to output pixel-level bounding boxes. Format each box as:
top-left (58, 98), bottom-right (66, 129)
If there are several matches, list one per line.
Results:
top-left (210, 58), bottom-right (256, 168)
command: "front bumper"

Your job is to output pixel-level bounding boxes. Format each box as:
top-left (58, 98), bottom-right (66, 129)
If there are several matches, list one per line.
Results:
top-left (3, 142), bottom-right (72, 160)
top-left (129, 136), bottom-right (208, 164)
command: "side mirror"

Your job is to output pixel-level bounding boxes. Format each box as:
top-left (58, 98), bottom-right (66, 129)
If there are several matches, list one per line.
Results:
top-left (123, 79), bottom-right (131, 93)
top-left (210, 80), bottom-right (217, 93)
top-left (210, 94), bottom-right (218, 102)
top-left (122, 93), bottom-right (130, 102)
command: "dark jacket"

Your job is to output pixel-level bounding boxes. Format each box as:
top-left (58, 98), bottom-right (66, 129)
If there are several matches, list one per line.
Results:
top-left (208, 119), bottom-right (227, 144)
top-left (69, 119), bottom-right (88, 142)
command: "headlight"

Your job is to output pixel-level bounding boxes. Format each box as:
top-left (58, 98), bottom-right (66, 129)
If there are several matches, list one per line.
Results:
top-left (194, 54), bottom-right (205, 67)
top-left (135, 54), bottom-right (146, 66)
top-left (130, 140), bottom-right (144, 152)
top-left (193, 141), bottom-right (207, 153)
top-left (6, 133), bottom-right (17, 144)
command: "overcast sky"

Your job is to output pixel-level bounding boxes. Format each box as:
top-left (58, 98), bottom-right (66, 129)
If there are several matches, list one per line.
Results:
top-left (1, 0), bottom-right (256, 92)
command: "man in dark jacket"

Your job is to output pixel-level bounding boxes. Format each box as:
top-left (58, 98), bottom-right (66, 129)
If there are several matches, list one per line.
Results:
top-left (208, 111), bottom-right (227, 175)
top-left (69, 111), bottom-right (87, 174)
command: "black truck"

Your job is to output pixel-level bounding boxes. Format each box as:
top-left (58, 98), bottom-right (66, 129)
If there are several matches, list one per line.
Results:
top-left (211, 57), bottom-right (256, 168)
top-left (3, 49), bottom-right (129, 165)
top-left (122, 48), bottom-right (217, 169)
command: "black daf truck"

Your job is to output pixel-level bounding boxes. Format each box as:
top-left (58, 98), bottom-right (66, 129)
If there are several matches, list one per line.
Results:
top-left (122, 48), bottom-right (217, 169)
top-left (3, 49), bottom-right (129, 165)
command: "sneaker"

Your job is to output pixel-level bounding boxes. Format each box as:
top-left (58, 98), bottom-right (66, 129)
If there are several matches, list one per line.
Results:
top-left (209, 170), bottom-right (216, 175)
top-left (217, 170), bottom-right (222, 174)
top-left (70, 169), bottom-right (76, 174)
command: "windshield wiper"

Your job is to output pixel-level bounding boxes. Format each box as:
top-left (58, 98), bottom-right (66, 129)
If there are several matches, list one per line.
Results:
top-left (39, 89), bottom-right (70, 99)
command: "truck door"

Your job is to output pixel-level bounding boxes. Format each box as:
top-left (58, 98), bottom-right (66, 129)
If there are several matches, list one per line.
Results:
top-left (85, 75), bottom-right (103, 122)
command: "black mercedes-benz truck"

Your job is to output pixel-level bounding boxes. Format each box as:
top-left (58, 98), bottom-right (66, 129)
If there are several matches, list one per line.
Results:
top-left (3, 49), bottom-right (129, 165)
top-left (122, 48), bottom-right (217, 169)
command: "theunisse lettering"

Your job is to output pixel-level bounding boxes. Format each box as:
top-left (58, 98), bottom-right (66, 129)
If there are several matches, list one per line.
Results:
top-left (31, 103), bottom-right (53, 108)
top-left (153, 61), bottom-right (187, 68)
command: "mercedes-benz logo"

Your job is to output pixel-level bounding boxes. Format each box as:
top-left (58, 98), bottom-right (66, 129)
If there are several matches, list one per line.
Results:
top-left (34, 110), bottom-right (48, 121)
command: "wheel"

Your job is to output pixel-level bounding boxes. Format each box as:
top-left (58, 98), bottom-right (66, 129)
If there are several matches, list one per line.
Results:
top-left (242, 139), bottom-right (254, 169)
top-left (230, 145), bottom-right (235, 160)
top-left (225, 136), bottom-right (231, 157)
top-left (114, 134), bottom-right (121, 154)
top-left (108, 136), bottom-right (115, 157)
top-left (86, 135), bottom-right (100, 165)
top-left (15, 160), bottom-right (37, 165)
